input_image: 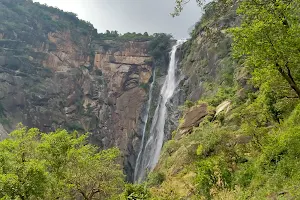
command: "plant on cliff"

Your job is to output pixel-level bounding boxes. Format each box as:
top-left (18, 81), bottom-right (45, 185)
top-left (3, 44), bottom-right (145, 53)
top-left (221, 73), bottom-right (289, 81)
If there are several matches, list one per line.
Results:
top-left (171, 0), bottom-right (204, 17)
top-left (148, 33), bottom-right (173, 73)
top-left (122, 184), bottom-right (151, 200)
top-left (0, 125), bottom-right (124, 199)
top-left (95, 31), bottom-right (154, 42)
top-left (171, 0), bottom-right (234, 17)
top-left (229, 0), bottom-right (300, 98)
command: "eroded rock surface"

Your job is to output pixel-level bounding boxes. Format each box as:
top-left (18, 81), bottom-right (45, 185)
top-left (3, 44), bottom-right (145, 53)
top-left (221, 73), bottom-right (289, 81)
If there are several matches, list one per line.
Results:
top-left (177, 103), bottom-right (209, 137)
top-left (0, 0), bottom-right (154, 181)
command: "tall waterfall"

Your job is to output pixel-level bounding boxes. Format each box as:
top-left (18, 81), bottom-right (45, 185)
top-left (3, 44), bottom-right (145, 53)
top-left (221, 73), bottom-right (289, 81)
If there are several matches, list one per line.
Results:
top-left (134, 40), bottom-right (186, 183)
top-left (134, 69), bottom-right (156, 181)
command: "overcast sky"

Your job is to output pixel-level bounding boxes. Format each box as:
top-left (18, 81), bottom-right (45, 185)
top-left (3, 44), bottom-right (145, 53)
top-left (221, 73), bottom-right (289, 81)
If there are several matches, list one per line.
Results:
top-left (32, 0), bottom-right (203, 39)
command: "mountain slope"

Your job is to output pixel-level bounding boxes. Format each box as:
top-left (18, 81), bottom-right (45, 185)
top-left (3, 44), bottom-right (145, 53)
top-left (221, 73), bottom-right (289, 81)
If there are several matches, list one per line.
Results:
top-left (144, 1), bottom-right (300, 199)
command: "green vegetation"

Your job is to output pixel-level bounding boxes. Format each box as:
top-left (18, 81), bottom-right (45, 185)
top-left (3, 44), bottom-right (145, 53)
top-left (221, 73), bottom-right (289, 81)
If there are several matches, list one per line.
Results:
top-left (0, 125), bottom-right (124, 199)
top-left (65, 122), bottom-right (84, 132)
top-left (147, 33), bottom-right (173, 74)
top-left (126, 0), bottom-right (300, 199)
top-left (147, 172), bottom-right (166, 187)
top-left (1, 0), bottom-right (300, 199)
top-left (229, 0), bottom-right (300, 99)
top-left (122, 184), bottom-right (151, 200)
top-left (95, 30), bottom-right (153, 42)
top-left (0, 0), bottom-right (94, 46)
top-left (171, 0), bottom-right (232, 17)
top-left (172, 0), bottom-right (204, 17)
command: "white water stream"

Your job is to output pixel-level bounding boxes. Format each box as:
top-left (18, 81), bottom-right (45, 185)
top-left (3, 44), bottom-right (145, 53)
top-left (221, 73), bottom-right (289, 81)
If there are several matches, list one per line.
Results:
top-left (134, 40), bottom-right (186, 183)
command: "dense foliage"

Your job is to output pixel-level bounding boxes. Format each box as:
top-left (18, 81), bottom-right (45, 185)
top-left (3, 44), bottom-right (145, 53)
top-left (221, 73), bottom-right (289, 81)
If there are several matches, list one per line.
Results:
top-left (1, 0), bottom-right (300, 199)
top-left (229, 0), bottom-right (300, 98)
top-left (0, 125), bottom-right (124, 200)
top-left (95, 30), bottom-right (153, 42)
top-left (132, 0), bottom-right (300, 199)
top-left (147, 33), bottom-right (173, 74)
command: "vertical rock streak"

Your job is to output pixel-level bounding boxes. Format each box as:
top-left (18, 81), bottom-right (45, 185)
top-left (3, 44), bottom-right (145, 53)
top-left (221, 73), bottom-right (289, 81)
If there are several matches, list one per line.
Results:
top-left (134, 69), bottom-right (156, 181)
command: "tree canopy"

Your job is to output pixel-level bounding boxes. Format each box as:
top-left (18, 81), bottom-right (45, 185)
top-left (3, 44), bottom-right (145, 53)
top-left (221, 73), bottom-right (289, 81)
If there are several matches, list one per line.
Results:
top-left (171, 0), bottom-right (204, 17)
top-left (229, 0), bottom-right (300, 98)
top-left (0, 125), bottom-right (124, 200)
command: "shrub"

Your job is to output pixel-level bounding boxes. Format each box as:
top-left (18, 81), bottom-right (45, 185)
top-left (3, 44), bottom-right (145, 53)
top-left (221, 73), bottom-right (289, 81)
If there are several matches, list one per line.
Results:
top-left (122, 184), bottom-right (151, 200)
top-left (147, 172), bottom-right (166, 187)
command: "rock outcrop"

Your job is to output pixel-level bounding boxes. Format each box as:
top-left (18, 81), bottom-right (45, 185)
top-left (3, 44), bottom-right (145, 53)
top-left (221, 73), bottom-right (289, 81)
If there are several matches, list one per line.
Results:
top-left (178, 103), bottom-right (209, 136)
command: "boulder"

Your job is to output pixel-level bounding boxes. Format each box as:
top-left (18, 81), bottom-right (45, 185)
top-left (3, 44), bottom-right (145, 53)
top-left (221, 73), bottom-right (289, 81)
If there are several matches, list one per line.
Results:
top-left (178, 103), bottom-right (209, 136)
top-left (215, 100), bottom-right (231, 116)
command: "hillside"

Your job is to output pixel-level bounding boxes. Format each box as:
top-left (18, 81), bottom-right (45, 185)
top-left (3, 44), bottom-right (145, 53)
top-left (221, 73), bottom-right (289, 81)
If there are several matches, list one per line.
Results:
top-left (142, 0), bottom-right (300, 199)
top-left (0, 0), bottom-right (300, 199)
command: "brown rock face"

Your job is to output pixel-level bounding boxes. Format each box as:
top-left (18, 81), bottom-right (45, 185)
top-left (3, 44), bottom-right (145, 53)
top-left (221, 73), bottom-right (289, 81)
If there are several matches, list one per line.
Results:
top-left (43, 31), bottom-right (91, 72)
top-left (0, 1), bottom-right (153, 182)
top-left (90, 41), bottom-right (153, 180)
top-left (178, 104), bottom-right (209, 136)
top-left (93, 41), bottom-right (152, 94)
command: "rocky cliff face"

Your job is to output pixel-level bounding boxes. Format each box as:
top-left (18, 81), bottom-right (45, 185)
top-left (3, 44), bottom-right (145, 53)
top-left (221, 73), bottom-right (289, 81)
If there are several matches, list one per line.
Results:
top-left (166, 1), bottom-right (239, 136)
top-left (0, 0), bottom-right (155, 181)
top-left (91, 40), bottom-right (153, 180)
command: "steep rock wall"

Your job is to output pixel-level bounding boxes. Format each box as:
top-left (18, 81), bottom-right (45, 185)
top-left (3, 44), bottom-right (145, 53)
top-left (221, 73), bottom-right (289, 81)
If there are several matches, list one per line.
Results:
top-left (91, 40), bottom-right (153, 180)
top-left (0, 0), bottom-right (155, 181)
top-left (166, 1), bottom-right (240, 135)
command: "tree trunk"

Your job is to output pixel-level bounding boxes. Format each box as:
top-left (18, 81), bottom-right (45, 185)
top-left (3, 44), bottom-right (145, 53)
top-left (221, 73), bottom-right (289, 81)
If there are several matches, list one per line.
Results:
top-left (277, 64), bottom-right (300, 98)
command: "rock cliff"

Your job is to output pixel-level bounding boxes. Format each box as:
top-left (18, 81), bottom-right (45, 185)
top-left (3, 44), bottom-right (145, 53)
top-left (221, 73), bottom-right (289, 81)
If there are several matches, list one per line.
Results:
top-left (166, 1), bottom-right (239, 136)
top-left (0, 0), bottom-right (159, 181)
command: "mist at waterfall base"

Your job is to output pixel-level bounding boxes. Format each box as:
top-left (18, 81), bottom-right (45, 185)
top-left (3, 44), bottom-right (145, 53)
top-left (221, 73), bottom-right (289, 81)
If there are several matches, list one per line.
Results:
top-left (134, 40), bottom-right (186, 183)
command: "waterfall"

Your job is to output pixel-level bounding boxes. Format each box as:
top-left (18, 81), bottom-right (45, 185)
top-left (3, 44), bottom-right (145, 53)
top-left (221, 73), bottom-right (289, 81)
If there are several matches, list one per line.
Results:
top-left (134, 69), bottom-right (156, 181)
top-left (134, 40), bottom-right (186, 183)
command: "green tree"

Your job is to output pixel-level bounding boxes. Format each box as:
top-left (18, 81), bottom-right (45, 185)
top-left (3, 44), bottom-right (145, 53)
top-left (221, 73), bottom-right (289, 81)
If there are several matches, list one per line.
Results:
top-left (229, 0), bottom-right (300, 98)
top-left (148, 33), bottom-right (172, 71)
top-left (171, 0), bottom-right (204, 17)
top-left (171, 0), bottom-right (234, 17)
top-left (0, 126), bottom-right (48, 200)
top-left (0, 125), bottom-right (125, 199)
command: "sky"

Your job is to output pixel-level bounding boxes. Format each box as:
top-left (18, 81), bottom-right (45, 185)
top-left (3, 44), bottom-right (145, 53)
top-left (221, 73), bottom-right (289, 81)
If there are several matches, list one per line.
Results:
top-left (32, 0), bottom-right (203, 39)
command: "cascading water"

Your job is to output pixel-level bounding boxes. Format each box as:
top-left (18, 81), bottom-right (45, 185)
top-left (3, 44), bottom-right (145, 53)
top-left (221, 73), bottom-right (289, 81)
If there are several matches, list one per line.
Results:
top-left (134, 69), bottom-right (156, 180)
top-left (134, 40), bottom-right (186, 183)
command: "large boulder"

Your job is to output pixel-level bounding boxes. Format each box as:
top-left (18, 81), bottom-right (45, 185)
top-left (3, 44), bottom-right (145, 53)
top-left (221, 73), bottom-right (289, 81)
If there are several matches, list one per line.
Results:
top-left (177, 103), bottom-right (212, 137)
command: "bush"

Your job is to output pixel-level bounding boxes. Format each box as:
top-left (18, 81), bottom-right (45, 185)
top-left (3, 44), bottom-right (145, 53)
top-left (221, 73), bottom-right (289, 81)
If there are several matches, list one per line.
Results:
top-left (184, 100), bottom-right (194, 108)
top-left (147, 172), bottom-right (166, 187)
top-left (122, 184), bottom-right (151, 200)
top-left (162, 140), bottom-right (180, 156)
